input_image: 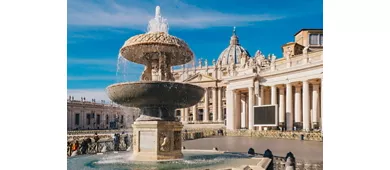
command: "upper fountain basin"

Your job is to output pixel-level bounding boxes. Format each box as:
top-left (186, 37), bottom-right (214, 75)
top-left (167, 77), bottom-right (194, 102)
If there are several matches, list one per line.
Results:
top-left (120, 32), bottom-right (194, 66)
top-left (106, 81), bottom-right (205, 108)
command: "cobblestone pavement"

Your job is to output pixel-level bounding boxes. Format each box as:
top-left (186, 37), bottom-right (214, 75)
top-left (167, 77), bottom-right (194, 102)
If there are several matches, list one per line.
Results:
top-left (183, 136), bottom-right (323, 161)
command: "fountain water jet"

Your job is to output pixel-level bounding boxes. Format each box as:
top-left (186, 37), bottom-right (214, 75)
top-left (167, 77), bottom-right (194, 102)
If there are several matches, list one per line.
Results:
top-left (106, 6), bottom-right (205, 161)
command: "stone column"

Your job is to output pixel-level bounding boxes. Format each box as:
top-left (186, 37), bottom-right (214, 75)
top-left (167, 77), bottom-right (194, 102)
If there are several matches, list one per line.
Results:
top-left (180, 109), bottom-right (185, 122)
top-left (240, 94), bottom-right (246, 129)
top-left (235, 91), bottom-right (241, 129)
top-left (81, 111), bottom-right (84, 129)
top-left (286, 83), bottom-right (293, 131)
top-left (248, 87), bottom-right (254, 130)
top-left (203, 88), bottom-right (209, 122)
top-left (68, 111), bottom-right (72, 130)
top-left (278, 86), bottom-right (285, 125)
top-left (312, 83), bottom-right (320, 128)
top-left (184, 107), bottom-right (189, 123)
top-left (271, 85), bottom-right (277, 105)
top-left (294, 85), bottom-right (302, 126)
top-left (192, 105), bottom-right (197, 122)
top-left (226, 89), bottom-right (235, 130)
top-left (302, 80), bottom-right (310, 131)
top-left (217, 87), bottom-right (223, 122)
top-left (259, 86), bottom-right (264, 105)
top-left (212, 87), bottom-right (218, 122)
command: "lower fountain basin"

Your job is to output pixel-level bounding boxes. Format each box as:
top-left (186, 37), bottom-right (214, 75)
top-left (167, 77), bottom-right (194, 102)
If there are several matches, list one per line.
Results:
top-left (67, 150), bottom-right (259, 170)
top-left (106, 81), bottom-right (205, 121)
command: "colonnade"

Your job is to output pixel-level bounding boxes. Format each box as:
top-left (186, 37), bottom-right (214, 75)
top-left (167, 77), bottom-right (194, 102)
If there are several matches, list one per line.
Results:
top-left (179, 87), bottom-right (225, 123)
top-left (226, 78), bottom-right (322, 131)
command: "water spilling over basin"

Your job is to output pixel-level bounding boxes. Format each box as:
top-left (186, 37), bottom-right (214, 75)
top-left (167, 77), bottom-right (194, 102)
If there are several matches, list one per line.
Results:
top-left (67, 151), bottom-right (258, 170)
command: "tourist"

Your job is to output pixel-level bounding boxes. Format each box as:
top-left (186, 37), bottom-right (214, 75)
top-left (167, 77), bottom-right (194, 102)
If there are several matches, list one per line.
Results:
top-left (80, 139), bottom-right (88, 154)
top-left (94, 133), bottom-right (100, 152)
top-left (94, 132), bottom-right (100, 142)
top-left (67, 142), bottom-right (71, 156)
top-left (114, 133), bottom-right (120, 151)
top-left (124, 132), bottom-right (129, 149)
top-left (71, 141), bottom-right (80, 156)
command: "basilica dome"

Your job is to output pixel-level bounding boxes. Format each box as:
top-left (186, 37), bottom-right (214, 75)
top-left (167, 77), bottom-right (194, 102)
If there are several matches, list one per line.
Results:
top-left (217, 27), bottom-right (251, 66)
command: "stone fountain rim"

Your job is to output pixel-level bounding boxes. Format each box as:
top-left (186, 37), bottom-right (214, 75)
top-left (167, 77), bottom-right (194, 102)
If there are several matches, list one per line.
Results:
top-left (121, 32), bottom-right (190, 48)
top-left (106, 81), bottom-right (205, 89)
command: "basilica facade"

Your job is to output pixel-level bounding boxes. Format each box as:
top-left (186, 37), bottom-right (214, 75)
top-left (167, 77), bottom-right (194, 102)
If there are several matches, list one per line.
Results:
top-left (173, 28), bottom-right (323, 131)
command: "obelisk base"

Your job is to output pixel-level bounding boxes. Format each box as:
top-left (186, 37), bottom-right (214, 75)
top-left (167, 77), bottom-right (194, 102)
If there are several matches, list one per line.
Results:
top-left (132, 121), bottom-right (184, 161)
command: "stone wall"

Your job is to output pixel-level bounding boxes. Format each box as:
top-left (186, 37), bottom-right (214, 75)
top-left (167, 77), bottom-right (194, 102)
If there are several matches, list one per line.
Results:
top-left (226, 130), bottom-right (323, 141)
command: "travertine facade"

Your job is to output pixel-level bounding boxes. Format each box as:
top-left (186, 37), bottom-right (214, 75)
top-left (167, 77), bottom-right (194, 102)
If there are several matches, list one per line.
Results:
top-left (173, 28), bottom-right (323, 131)
top-left (67, 97), bottom-right (139, 130)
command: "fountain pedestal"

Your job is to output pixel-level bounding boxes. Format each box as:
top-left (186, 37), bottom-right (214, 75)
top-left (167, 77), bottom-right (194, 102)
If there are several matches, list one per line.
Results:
top-left (132, 121), bottom-right (184, 161)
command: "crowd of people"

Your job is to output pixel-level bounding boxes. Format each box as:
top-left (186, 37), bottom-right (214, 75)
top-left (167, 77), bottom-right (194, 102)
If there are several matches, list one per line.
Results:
top-left (67, 132), bottom-right (131, 156)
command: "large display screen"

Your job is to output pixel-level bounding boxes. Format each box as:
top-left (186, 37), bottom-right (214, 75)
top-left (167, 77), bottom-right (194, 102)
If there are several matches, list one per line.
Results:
top-left (254, 105), bottom-right (277, 126)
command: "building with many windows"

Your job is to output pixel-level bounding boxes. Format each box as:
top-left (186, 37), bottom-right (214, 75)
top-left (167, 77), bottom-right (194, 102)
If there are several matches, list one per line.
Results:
top-left (67, 97), bottom-right (139, 130)
top-left (172, 28), bottom-right (323, 131)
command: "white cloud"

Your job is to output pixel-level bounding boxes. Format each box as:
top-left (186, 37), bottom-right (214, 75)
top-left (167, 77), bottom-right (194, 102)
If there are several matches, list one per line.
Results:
top-left (68, 58), bottom-right (117, 66)
top-left (67, 89), bottom-right (111, 102)
top-left (67, 0), bottom-right (285, 29)
top-left (67, 76), bottom-right (117, 81)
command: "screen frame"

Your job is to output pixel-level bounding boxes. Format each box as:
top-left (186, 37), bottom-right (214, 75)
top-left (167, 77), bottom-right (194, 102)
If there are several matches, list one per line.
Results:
top-left (253, 104), bottom-right (278, 127)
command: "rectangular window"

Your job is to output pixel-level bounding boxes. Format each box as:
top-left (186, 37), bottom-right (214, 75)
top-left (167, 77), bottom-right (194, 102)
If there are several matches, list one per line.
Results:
top-left (75, 113), bottom-right (80, 125)
top-left (106, 115), bottom-right (109, 125)
top-left (309, 34), bottom-right (323, 45)
top-left (309, 34), bottom-right (319, 45)
top-left (120, 115), bottom-right (124, 124)
top-left (97, 114), bottom-right (101, 124)
top-left (87, 114), bottom-right (91, 125)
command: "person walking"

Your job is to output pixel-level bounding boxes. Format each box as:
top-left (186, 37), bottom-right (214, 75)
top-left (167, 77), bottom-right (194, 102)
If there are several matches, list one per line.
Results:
top-left (114, 133), bottom-right (120, 151)
top-left (94, 132), bottom-right (100, 152)
top-left (124, 132), bottom-right (129, 149)
top-left (80, 139), bottom-right (88, 154)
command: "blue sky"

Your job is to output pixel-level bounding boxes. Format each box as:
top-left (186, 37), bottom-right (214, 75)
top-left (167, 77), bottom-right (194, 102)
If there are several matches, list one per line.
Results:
top-left (67, 0), bottom-right (323, 101)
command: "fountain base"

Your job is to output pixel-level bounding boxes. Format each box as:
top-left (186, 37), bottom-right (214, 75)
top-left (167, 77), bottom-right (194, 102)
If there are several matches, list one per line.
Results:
top-left (132, 121), bottom-right (184, 161)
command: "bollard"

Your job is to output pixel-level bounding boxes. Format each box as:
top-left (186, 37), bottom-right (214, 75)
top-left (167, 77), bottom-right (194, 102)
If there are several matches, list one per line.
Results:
top-left (248, 148), bottom-right (255, 155)
top-left (263, 149), bottom-right (274, 170)
top-left (285, 152), bottom-right (295, 170)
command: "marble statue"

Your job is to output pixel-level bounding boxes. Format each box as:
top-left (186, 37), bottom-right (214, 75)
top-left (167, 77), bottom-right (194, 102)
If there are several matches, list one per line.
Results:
top-left (284, 47), bottom-right (292, 60)
top-left (240, 53), bottom-right (248, 68)
top-left (255, 50), bottom-right (265, 67)
top-left (140, 62), bottom-right (152, 81)
top-left (160, 136), bottom-right (169, 151)
top-left (248, 58), bottom-right (254, 67)
top-left (271, 54), bottom-right (276, 65)
top-left (303, 45), bottom-right (309, 56)
top-left (212, 59), bottom-right (216, 67)
top-left (204, 59), bottom-right (208, 67)
top-left (151, 59), bottom-right (160, 80)
top-left (229, 60), bottom-right (236, 76)
top-left (198, 59), bottom-right (202, 68)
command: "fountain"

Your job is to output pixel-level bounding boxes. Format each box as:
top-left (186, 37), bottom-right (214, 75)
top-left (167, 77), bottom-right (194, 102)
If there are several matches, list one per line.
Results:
top-left (106, 6), bottom-right (204, 161)
top-left (68, 6), bottom-right (270, 170)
